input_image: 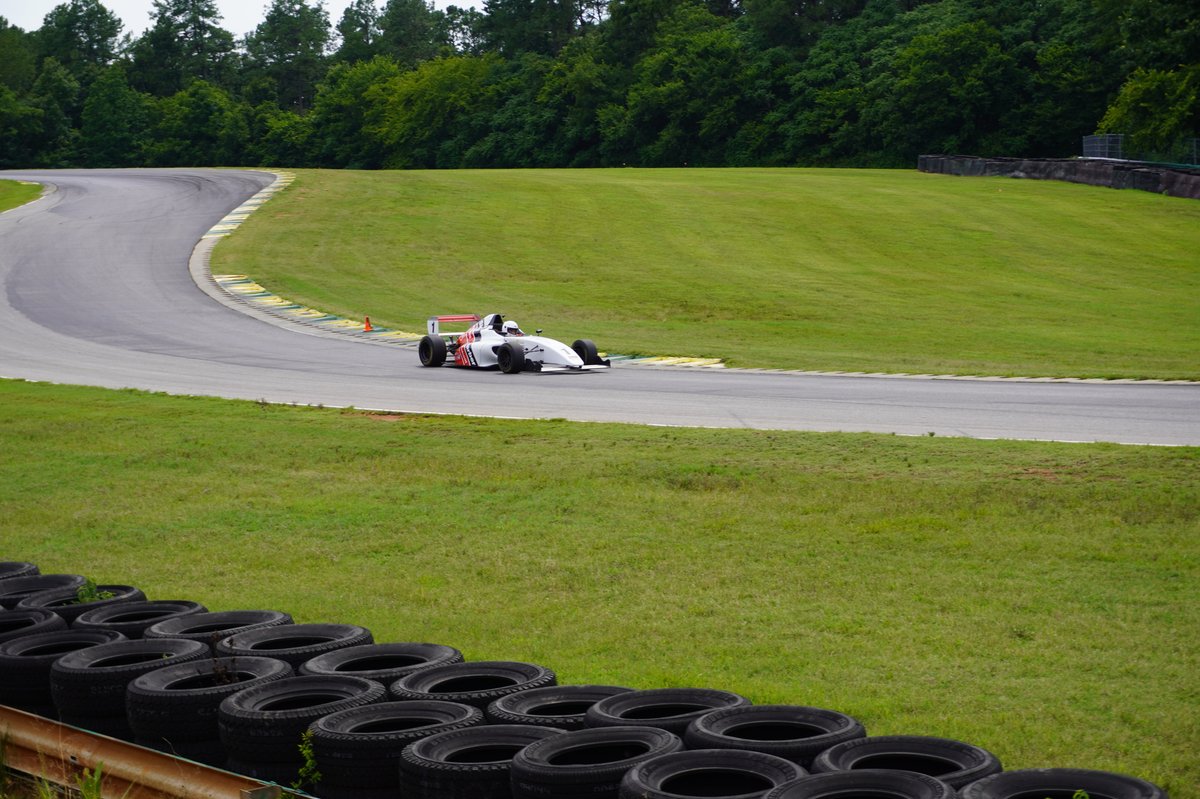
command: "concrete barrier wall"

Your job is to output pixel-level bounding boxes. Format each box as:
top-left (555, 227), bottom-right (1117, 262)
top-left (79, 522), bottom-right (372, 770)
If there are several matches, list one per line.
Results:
top-left (917, 155), bottom-right (1200, 200)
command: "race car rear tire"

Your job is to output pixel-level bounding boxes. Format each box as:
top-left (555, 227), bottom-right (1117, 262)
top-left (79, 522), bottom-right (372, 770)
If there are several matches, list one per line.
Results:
top-left (419, 335), bottom-right (447, 367)
top-left (572, 339), bottom-right (599, 365)
top-left (498, 342), bottom-right (525, 374)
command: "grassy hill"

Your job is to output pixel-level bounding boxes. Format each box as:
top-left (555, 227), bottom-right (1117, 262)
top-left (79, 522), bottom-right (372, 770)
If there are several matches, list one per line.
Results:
top-left (214, 168), bottom-right (1200, 379)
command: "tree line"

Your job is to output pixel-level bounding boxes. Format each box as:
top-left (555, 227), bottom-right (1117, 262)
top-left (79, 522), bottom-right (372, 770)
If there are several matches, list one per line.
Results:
top-left (0, 0), bottom-right (1196, 170)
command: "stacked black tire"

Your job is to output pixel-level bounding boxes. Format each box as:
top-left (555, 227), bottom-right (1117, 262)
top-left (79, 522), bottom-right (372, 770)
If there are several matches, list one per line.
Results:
top-left (312, 700), bottom-right (484, 798)
top-left (16, 585), bottom-right (147, 624)
top-left (127, 655), bottom-right (294, 765)
top-left (0, 562), bottom-right (1169, 799)
top-left (51, 638), bottom-right (210, 737)
top-left (0, 629), bottom-right (125, 716)
top-left (221, 674), bottom-right (387, 784)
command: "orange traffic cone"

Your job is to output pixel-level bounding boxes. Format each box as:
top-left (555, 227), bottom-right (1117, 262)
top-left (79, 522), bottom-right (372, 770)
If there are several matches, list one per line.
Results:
top-left (364, 316), bottom-right (374, 332)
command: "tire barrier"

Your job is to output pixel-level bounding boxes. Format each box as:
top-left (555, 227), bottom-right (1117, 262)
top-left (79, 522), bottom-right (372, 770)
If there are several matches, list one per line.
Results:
top-left (310, 700), bottom-right (484, 796)
top-left (218, 675), bottom-right (386, 774)
top-left (0, 629), bottom-right (125, 716)
top-left (0, 560), bottom-right (1169, 799)
top-left (299, 642), bottom-right (463, 682)
top-left (0, 574), bottom-right (86, 609)
top-left (0, 561), bottom-right (40, 580)
top-left (50, 638), bottom-right (208, 739)
top-left (488, 684), bottom-right (634, 730)
top-left (144, 609), bottom-right (294, 648)
top-left (127, 656), bottom-right (294, 766)
top-left (73, 600), bottom-right (208, 639)
top-left (0, 608), bottom-right (68, 643)
top-left (511, 725), bottom-right (684, 799)
top-left (390, 660), bottom-right (557, 709)
top-left (765, 769), bottom-right (957, 799)
top-left (684, 705), bottom-right (866, 767)
top-left (917, 154), bottom-right (1200, 200)
top-left (618, 748), bottom-right (807, 799)
top-left (215, 623), bottom-right (373, 668)
top-left (586, 688), bottom-right (752, 735)
top-left (399, 723), bottom-right (565, 799)
top-left (16, 585), bottom-right (146, 625)
top-left (959, 768), bottom-right (1169, 799)
top-left (810, 735), bottom-right (1002, 789)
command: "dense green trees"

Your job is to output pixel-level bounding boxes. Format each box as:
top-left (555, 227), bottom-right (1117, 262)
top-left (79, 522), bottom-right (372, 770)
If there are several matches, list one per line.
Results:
top-left (333, 0), bottom-right (382, 63)
top-left (0, 0), bottom-right (1195, 169)
top-left (80, 65), bottom-right (145, 166)
top-left (0, 17), bottom-right (38, 92)
top-left (129, 0), bottom-right (237, 96)
top-left (1099, 65), bottom-right (1200, 158)
top-left (36, 0), bottom-right (124, 82)
top-left (244, 0), bottom-right (331, 109)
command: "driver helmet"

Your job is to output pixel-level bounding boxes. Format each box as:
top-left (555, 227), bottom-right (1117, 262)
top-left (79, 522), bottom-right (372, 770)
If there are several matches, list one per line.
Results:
top-left (502, 320), bottom-right (524, 336)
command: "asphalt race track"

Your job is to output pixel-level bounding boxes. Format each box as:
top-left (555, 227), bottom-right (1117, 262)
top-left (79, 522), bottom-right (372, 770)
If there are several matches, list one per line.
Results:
top-left (1, 169), bottom-right (1197, 446)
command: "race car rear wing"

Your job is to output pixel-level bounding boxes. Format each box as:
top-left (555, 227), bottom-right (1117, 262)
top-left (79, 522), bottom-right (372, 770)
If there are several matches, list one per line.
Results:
top-left (427, 314), bottom-right (481, 336)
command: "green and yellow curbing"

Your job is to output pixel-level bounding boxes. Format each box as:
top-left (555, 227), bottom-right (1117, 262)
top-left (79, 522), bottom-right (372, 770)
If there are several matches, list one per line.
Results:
top-left (210, 273), bottom-right (424, 340)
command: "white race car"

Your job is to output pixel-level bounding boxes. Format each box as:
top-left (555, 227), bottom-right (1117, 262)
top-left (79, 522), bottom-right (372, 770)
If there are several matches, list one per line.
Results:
top-left (418, 313), bottom-right (610, 373)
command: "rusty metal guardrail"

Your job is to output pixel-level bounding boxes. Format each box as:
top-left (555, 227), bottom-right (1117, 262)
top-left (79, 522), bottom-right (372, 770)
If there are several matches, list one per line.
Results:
top-left (0, 705), bottom-right (284, 799)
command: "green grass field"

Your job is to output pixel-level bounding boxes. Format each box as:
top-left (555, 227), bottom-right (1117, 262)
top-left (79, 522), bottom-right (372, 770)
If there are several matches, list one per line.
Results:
top-left (0, 180), bottom-right (40, 213)
top-left (2, 379), bottom-right (1196, 795)
top-left (213, 168), bottom-right (1200, 379)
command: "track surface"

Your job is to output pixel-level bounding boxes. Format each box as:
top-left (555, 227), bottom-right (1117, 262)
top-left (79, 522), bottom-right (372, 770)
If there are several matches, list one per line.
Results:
top-left (1, 169), bottom-right (1196, 446)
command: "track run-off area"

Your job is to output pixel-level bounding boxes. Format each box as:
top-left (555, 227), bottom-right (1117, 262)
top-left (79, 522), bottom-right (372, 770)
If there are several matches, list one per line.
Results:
top-left (1, 168), bottom-right (1197, 446)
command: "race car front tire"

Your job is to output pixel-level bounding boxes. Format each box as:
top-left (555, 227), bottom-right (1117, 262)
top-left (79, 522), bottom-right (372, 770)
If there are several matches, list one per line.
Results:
top-left (572, 339), bottom-right (600, 365)
top-left (498, 342), bottom-right (525, 374)
top-left (419, 336), bottom-right (447, 367)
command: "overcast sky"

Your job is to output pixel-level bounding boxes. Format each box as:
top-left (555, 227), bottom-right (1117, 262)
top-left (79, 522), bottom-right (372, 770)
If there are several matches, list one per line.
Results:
top-left (0, 0), bottom-right (466, 39)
